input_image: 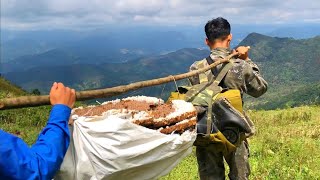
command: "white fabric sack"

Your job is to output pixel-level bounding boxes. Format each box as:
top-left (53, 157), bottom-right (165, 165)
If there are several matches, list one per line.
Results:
top-left (55, 115), bottom-right (196, 180)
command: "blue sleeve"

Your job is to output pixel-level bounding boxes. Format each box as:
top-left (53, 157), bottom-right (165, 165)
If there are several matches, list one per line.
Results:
top-left (0, 104), bottom-right (71, 180)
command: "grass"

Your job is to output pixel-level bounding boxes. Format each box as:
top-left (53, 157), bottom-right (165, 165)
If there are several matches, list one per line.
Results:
top-left (161, 106), bottom-right (320, 179)
top-left (1, 97), bottom-right (320, 179)
top-left (0, 77), bottom-right (27, 98)
top-left (248, 106), bottom-right (320, 179)
top-left (0, 106), bottom-right (52, 144)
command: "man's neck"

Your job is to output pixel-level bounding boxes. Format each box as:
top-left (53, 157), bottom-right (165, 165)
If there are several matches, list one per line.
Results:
top-left (210, 45), bottom-right (229, 50)
top-left (210, 40), bottom-right (230, 50)
top-left (210, 44), bottom-right (229, 50)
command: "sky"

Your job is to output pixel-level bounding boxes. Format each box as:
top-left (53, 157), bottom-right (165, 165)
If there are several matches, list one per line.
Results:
top-left (1, 0), bottom-right (320, 30)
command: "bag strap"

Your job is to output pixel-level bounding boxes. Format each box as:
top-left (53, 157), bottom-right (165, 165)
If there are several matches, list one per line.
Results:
top-left (185, 56), bottom-right (234, 102)
top-left (206, 55), bottom-right (234, 86)
top-left (213, 62), bottom-right (233, 85)
top-left (205, 56), bottom-right (234, 135)
top-left (206, 55), bottom-right (215, 75)
top-left (207, 93), bottom-right (220, 134)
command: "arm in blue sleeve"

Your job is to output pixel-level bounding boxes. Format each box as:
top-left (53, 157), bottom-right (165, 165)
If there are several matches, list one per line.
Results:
top-left (0, 104), bottom-right (71, 180)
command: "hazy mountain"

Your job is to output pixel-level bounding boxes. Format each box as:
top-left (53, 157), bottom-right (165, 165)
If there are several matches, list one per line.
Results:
top-left (1, 29), bottom-right (86, 62)
top-left (2, 47), bottom-right (148, 73)
top-left (1, 27), bottom-right (205, 73)
top-left (239, 33), bottom-right (320, 84)
top-left (239, 33), bottom-right (320, 109)
top-left (3, 33), bottom-right (320, 109)
top-left (5, 23), bottom-right (319, 65)
top-left (1, 27), bottom-right (203, 65)
top-left (3, 23), bottom-right (319, 73)
top-left (4, 48), bottom-right (209, 93)
top-left (267, 24), bottom-right (320, 39)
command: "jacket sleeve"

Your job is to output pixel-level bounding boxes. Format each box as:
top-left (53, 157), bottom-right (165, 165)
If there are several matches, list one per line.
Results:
top-left (0, 104), bottom-right (71, 180)
top-left (243, 60), bottom-right (268, 98)
top-left (188, 61), bottom-right (201, 85)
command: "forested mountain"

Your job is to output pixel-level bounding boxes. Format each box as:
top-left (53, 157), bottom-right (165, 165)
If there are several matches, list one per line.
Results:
top-left (4, 48), bottom-right (209, 93)
top-left (1, 28), bottom-right (204, 65)
top-left (239, 33), bottom-right (320, 109)
top-left (2, 48), bottom-right (147, 73)
top-left (3, 33), bottom-right (320, 109)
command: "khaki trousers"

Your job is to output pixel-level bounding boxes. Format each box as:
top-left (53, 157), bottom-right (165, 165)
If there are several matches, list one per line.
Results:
top-left (196, 140), bottom-right (250, 180)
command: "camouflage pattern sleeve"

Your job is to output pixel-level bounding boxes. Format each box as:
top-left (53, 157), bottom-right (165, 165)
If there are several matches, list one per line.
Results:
top-left (243, 60), bottom-right (268, 98)
top-left (188, 61), bottom-right (201, 85)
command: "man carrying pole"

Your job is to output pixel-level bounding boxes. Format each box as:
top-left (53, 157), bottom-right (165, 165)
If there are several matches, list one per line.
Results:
top-left (188, 17), bottom-right (268, 180)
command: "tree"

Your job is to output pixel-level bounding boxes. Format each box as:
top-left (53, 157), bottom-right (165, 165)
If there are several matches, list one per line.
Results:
top-left (31, 89), bottom-right (41, 95)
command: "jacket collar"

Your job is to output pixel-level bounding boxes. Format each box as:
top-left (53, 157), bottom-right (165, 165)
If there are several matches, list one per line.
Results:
top-left (211, 47), bottom-right (232, 56)
top-left (210, 48), bottom-right (232, 60)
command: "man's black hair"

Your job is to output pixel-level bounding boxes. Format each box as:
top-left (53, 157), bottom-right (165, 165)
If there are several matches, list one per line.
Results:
top-left (205, 17), bottom-right (231, 42)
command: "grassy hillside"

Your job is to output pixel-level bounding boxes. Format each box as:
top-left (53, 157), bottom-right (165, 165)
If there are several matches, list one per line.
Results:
top-left (239, 33), bottom-right (320, 85)
top-left (0, 77), bottom-right (51, 144)
top-left (238, 33), bottom-right (320, 109)
top-left (162, 106), bottom-right (320, 179)
top-left (245, 83), bottom-right (320, 110)
top-left (0, 77), bottom-right (26, 98)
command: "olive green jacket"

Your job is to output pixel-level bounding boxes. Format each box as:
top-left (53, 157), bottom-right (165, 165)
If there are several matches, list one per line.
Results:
top-left (188, 47), bottom-right (268, 137)
top-left (189, 48), bottom-right (268, 98)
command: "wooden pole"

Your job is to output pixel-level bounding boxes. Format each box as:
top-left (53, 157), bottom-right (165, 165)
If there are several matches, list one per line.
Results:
top-left (0, 53), bottom-right (238, 110)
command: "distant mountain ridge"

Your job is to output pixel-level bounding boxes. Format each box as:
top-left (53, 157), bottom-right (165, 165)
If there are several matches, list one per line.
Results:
top-left (1, 28), bottom-right (204, 65)
top-left (4, 48), bottom-right (209, 93)
top-left (239, 33), bottom-right (320, 109)
top-left (2, 47), bottom-right (147, 73)
top-left (239, 33), bottom-right (320, 84)
top-left (3, 33), bottom-right (320, 109)
top-left (2, 24), bottom-right (319, 63)
top-left (267, 25), bottom-right (320, 39)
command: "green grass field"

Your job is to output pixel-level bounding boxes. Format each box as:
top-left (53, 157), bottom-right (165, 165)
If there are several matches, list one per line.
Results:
top-left (1, 105), bottom-right (320, 179)
top-left (161, 106), bottom-right (320, 179)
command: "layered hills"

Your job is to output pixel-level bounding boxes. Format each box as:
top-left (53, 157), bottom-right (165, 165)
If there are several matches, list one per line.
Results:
top-left (239, 33), bottom-right (320, 109)
top-left (3, 33), bottom-right (320, 109)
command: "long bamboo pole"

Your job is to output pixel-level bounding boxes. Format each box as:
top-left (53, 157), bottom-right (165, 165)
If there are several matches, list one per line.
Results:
top-left (0, 53), bottom-right (238, 110)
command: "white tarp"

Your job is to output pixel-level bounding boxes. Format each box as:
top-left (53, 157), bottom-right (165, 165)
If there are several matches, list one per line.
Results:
top-left (55, 115), bottom-right (196, 180)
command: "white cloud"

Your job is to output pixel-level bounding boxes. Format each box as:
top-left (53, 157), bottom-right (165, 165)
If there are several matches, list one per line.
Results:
top-left (1, 0), bottom-right (320, 30)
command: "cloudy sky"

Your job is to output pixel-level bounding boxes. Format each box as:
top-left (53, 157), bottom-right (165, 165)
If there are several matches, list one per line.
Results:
top-left (1, 0), bottom-right (320, 30)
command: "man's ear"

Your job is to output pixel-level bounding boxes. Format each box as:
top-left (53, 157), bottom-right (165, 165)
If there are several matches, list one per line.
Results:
top-left (228, 34), bottom-right (232, 41)
top-left (205, 38), bottom-right (211, 46)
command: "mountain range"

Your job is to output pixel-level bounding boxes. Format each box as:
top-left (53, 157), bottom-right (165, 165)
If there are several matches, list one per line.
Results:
top-left (2, 24), bottom-right (319, 64)
top-left (4, 48), bottom-right (209, 94)
top-left (238, 33), bottom-right (320, 109)
top-left (1, 28), bottom-right (203, 66)
top-left (2, 32), bottom-right (320, 109)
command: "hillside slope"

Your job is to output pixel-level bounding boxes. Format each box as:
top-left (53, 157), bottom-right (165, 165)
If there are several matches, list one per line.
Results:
top-left (0, 77), bottom-right (26, 98)
top-left (0, 78), bottom-right (52, 144)
top-left (239, 33), bottom-right (320, 84)
top-left (3, 34), bottom-right (320, 109)
top-left (239, 33), bottom-right (320, 109)
top-left (4, 48), bottom-right (209, 93)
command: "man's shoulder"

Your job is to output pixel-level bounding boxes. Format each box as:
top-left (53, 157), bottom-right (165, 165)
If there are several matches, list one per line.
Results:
top-left (190, 58), bottom-right (207, 67)
top-left (230, 57), bottom-right (253, 65)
